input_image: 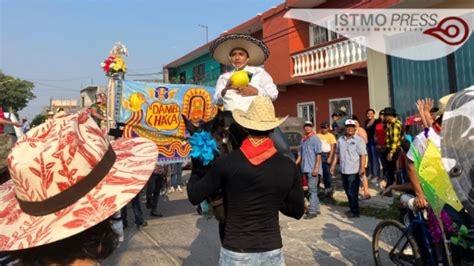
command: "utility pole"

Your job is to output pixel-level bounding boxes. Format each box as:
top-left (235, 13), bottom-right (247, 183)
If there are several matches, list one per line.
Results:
top-left (198, 24), bottom-right (209, 43)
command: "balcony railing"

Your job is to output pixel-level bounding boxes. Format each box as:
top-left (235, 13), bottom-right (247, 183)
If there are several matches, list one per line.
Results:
top-left (291, 37), bottom-right (367, 77)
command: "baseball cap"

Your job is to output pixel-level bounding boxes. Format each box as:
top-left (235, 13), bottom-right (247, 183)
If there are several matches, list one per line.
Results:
top-left (345, 119), bottom-right (357, 126)
top-left (303, 120), bottom-right (313, 127)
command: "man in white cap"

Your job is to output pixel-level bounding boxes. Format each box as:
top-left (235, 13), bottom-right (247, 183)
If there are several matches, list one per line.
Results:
top-left (187, 96), bottom-right (303, 265)
top-left (296, 120), bottom-right (322, 219)
top-left (330, 119), bottom-right (367, 218)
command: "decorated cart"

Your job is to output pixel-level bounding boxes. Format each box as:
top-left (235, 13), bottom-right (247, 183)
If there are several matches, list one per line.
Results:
top-left (101, 42), bottom-right (218, 164)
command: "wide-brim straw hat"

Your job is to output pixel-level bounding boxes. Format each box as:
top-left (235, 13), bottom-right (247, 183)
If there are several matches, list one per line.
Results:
top-left (232, 96), bottom-right (287, 131)
top-left (0, 111), bottom-right (158, 251)
top-left (436, 93), bottom-right (455, 117)
top-left (210, 34), bottom-right (270, 67)
top-left (441, 85), bottom-right (474, 216)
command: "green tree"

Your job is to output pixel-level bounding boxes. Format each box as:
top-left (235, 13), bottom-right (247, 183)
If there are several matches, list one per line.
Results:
top-left (0, 71), bottom-right (35, 112)
top-left (31, 113), bottom-right (46, 127)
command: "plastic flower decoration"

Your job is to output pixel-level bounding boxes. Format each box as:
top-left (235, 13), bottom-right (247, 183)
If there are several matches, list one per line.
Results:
top-left (101, 42), bottom-right (128, 77)
top-left (188, 131), bottom-right (219, 166)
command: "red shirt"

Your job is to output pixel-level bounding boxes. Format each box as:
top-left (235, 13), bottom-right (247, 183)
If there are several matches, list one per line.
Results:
top-left (0, 107), bottom-right (4, 134)
top-left (375, 122), bottom-right (385, 146)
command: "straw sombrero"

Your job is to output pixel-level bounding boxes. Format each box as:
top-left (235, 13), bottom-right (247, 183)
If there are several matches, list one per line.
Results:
top-left (441, 85), bottom-right (474, 216)
top-left (435, 93), bottom-right (455, 117)
top-left (210, 34), bottom-right (270, 67)
top-left (232, 96), bottom-right (287, 131)
top-left (0, 111), bottom-right (157, 251)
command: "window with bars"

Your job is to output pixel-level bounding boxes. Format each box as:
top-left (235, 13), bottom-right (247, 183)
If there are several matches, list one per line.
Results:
top-left (309, 20), bottom-right (340, 46)
top-left (193, 64), bottom-right (205, 84)
top-left (297, 102), bottom-right (316, 127)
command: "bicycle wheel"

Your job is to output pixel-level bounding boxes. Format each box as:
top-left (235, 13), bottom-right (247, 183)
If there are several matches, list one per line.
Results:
top-left (372, 219), bottom-right (423, 266)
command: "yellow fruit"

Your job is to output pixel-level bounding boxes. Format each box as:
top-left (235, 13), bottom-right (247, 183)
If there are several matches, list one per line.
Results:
top-left (230, 70), bottom-right (249, 87)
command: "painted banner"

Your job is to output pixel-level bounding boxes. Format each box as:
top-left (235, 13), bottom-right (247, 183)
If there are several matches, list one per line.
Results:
top-left (119, 81), bottom-right (217, 164)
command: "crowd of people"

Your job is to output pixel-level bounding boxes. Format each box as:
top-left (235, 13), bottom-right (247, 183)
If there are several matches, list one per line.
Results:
top-left (0, 32), bottom-right (471, 266)
top-left (294, 104), bottom-right (412, 219)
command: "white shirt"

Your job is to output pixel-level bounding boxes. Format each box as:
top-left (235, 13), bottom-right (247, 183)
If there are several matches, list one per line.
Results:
top-left (406, 128), bottom-right (441, 162)
top-left (213, 65), bottom-right (278, 112)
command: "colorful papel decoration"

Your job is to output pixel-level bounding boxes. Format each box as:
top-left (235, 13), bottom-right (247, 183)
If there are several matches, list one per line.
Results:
top-left (119, 81), bottom-right (217, 164)
top-left (188, 131), bottom-right (219, 166)
top-left (101, 42), bottom-right (128, 77)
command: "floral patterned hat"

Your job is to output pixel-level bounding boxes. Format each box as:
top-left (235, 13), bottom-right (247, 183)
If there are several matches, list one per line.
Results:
top-left (0, 111), bottom-right (158, 251)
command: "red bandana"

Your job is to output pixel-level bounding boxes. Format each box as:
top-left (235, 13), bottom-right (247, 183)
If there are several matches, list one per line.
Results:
top-left (303, 132), bottom-right (315, 141)
top-left (433, 123), bottom-right (442, 134)
top-left (240, 137), bottom-right (277, 166)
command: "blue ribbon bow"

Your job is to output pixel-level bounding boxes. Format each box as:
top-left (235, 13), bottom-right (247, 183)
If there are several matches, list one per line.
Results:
top-left (188, 131), bottom-right (219, 166)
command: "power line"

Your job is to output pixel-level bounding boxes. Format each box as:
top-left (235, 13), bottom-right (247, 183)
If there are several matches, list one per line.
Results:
top-left (127, 72), bottom-right (163, 76)
top-left (21, 76), bottom-right (93, 82)
top-left (128, 66), bottom-right (163, 71)
top-left (263, 23), bottom-right (309, 44)
top-left (33, 81), bottom-right (79, 91)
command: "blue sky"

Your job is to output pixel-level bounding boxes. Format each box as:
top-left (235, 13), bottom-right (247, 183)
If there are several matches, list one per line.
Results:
top-left (0, 0), bottom-right (282, 120)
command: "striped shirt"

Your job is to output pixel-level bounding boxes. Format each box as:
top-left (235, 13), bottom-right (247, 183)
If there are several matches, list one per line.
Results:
top-left (385, 117), bottom-right (403, 156)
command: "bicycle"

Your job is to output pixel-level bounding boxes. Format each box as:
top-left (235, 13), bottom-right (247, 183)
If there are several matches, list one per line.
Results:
top-left (372, 195), bottom-right (437, 266)
top-left (373, 195), bottom-right (474, 265)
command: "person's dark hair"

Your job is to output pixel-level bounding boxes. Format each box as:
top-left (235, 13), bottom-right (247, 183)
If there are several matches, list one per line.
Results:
top-left (430, 107), bottom-right (439, 113)
top-left (9, 219), bottom-right (118, 265)
top-left (366, 108), bottom-right (375, 114)
top-left (331, 112), bottom-right (340, 118)
top-left (248, 129), bottom-right (272, 136)
top-left (229, 47), bottom-right (249, 57)
top-left (350, 115), bottom-right (360, 123)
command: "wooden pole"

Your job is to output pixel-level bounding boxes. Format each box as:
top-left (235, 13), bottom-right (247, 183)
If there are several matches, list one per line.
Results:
top-left (106, 77), bottom-right (115, 137)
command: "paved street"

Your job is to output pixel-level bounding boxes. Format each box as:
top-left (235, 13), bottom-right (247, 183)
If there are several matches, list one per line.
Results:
top-left (105, 172), bottom-right (382, 266)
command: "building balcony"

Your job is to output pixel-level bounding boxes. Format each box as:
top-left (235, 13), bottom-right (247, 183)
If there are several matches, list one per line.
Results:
top-left (291, 37), bottom-right (367, 78)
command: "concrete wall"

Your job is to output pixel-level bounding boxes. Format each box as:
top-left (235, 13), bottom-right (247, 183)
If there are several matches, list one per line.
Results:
top-left (274, 76), bottom-right (370, 128)
top-left (80, 86), bottom-right (106, 108)
top-left (367, 49), bottom-right (390, 113)
top-left (171, 53), bottom-right (221, 85)
top-left (80, 90), bottom-right (95, 108)
top-left (263, 11), bottom-right (292, 85)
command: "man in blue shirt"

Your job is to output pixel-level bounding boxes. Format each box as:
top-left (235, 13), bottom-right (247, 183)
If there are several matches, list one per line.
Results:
top-left (296, 121), bottom-right (322, 219)
top-left (330, 119), bottom-right (367, 218)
